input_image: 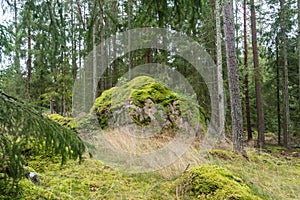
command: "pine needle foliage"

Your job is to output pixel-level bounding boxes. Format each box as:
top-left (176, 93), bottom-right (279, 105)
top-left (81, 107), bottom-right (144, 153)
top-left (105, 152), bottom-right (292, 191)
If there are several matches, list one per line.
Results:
top-left (0, 90), bottom-right (85, 195)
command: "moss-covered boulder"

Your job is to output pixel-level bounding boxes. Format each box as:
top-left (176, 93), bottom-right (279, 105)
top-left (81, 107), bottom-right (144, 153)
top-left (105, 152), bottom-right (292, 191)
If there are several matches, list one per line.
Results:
top-left (91, 76), bottom-right (207, 131)
top-left (175, 165), bottom-right (261, 199)
top-left (47, 113), bottom-right (77, 131)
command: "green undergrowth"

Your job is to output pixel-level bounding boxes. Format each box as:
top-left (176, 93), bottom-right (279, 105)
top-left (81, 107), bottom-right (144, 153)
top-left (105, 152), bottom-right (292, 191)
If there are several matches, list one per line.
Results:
top-left (12, 155), bottom-right (175, 200)
top-left (175, 165), bottom-right (261, 199)
top-left (3, 147), bottom-right (299, 199)
top-left (47, 113), bottom-right (77, 131)
top-left (208, 148), bottom-right (300, 199)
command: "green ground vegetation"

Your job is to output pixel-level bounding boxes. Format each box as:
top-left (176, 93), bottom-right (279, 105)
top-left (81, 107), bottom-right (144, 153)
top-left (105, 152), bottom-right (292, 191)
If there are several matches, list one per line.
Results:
top-left (2, 144), bottom-right (299, 199)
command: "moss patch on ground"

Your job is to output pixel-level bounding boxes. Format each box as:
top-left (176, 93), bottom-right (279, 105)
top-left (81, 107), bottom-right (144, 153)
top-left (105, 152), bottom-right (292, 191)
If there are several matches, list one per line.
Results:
top-left (175, 165), bottom-right (261, 199)
top-left (14, 155), bottom-right (175, 200)
top-left (3, 147), bottom-right (299, 199)
top-left (208, 148), bottom-right (300, 200)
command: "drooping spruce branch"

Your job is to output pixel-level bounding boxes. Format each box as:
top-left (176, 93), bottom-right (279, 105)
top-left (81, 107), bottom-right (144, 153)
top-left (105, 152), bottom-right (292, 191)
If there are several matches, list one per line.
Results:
top-left (0, 90), bottom-right (85, 193)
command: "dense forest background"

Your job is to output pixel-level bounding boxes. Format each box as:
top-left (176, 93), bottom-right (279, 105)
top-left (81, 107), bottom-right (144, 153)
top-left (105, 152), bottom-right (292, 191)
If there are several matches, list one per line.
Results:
top-left (0, 0), bottom-right (300, 199)
top-left (0, 0), bottom-right (299, 145)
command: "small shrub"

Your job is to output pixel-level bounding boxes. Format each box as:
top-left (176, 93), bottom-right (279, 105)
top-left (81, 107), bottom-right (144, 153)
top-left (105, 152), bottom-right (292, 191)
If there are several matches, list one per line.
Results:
top-left (47, 113), bottom-right (77, 131)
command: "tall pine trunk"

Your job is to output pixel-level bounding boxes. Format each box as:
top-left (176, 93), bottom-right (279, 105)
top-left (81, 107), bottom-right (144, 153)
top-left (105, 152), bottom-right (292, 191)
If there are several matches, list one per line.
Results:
top-left (250, 0), bottom-right (264, 147)
top-left (216, 0), bottom-right (225, 140)
top-left (298, 0), bottom-right (300, 128)
top-left (280, 0), bottom-right (291, 147)
top-left (276, 39), bottom-right (281, 145)
top-left (27, 20), bottom-right (32, 99)
top-left (100, 0), bottom-right (105, 93)
top-left (92, 0), bottom-right (98, 101)
top-left (223, 0), bottom-right (244, 153)
top-left (112, 1), bottom-right (118, 86)
top-left (244, 0), bottom-right (252, 141)
top-left (14, 0), bottom-right (21, 96)
top-left (128, 0), bottom-right (132, 80)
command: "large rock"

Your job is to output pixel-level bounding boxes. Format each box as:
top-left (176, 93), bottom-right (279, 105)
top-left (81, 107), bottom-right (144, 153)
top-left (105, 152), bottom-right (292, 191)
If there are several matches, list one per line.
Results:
top-left (91, 76), bottom-right (207, 133)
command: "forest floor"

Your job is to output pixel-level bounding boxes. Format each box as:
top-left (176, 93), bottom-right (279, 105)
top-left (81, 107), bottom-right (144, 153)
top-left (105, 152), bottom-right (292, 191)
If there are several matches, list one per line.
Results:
top-left (15, 133), bottom-right (300, 200)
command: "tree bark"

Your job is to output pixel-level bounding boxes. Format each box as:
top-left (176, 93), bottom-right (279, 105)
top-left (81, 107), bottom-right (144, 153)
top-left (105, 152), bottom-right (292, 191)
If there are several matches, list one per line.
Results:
top-left (14, 0), bottom-right (21, 96)
top-left (75, 0), bottom-right (85, 30)
top-left (276, 39), bottom-right (281, 145)
top-left (280, 0), bottom-right (290, 147)
top-left (250, 0), bottom-right (264, 147)
top-left (216, 0), bottom-right (225, 140)
top-left (223, 0), bottom-right (244, 153)
top-left (298, 0), bottom-right (300, 131)
top-left (71, 3), bottom-right (78, 80)
top-left (92, 21), bottom-right (98, 101)
top-left (100, 0), bottom-right (105, 93)
top-left (244, 0), bottom-right (252, 141)
top-left (27, 18), bottom-right (32, 99)
top-left (112, 0), bottom-right (118, 86)
top-left (50, 96), bottom-right (54, 114)
top-left (128, 0), bottom-right (132, 80)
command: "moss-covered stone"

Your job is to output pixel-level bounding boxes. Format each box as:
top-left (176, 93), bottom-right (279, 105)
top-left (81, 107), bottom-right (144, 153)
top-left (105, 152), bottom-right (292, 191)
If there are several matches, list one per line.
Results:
top-left (90, 76), bottom-right (207, 131)
top-left (47, 113), bottom-right (77, 131)
top-left (175, 165), bottom-right (261, 200)
top-left (90, 87), bottom-right (116, 129)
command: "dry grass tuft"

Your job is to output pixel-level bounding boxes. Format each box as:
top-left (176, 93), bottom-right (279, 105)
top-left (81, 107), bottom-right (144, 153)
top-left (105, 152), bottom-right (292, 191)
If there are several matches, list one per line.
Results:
top-left (87, 127), bottom-right (208, 178)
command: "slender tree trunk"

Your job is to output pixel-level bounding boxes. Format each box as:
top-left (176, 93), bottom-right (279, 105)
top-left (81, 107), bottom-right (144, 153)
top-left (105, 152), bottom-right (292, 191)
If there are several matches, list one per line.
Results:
top-left (276, 39), bottom-right (281, 145)
top-left (100, 0), bottom-right (105, 93)
top-left (112, 0), bottom-right (118, 85)
top-left (63, 58), bottom-right (67, 116)
top-left (75, 0), bottom-right (85, 30)
top-left (59, 0), bottom-right (67, 116)
top-left (223, 0), bottom-right (244, 154)
top-left (216, 0), bottom-right (225, 140)
top-left (93, 23), bottom-right (98, 101)
top-left (71, 2), bottom-right (78, 80)
top-left (280, 0), bottom-right (290, 147)
top-left (27, 18), bottom-right (32, 99)
top-left (244, 0), bottom-right (252, 141)
top-left (128, 0), bottom-right (132, 80)
top-left (14, 0), bottom-right (21, 96)
top-left (298, 0), bottom-right (300, 126)
top-left (146, 50), bottom-right (150, 64)
top-left (250, 0), bottom-right (264, 147)
top-left (112, 0), bottom-right (118, 86)
top-left (50, 96), bottom-right (54, 114)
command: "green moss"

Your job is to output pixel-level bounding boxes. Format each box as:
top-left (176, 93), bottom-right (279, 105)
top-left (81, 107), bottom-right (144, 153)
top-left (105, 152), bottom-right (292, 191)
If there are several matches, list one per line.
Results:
top-left (8, 147), bottom-right (300, 199)
top-left (90, 87), bottom-right (116, 129)
top-left (209, 149), bottom-right (241, 161)
top-left (175, 165), bottom-right (261, 200)
top-left (131, 82), bottom-right (177, 107)
top-left (263, 145), bottom-right (285, 153)
top-left (47, 114), bottom-right (77, 131)
top-left (15, 154), bottom-right (175, 199)
top-left (90, 76), bottom-right (207, 130)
